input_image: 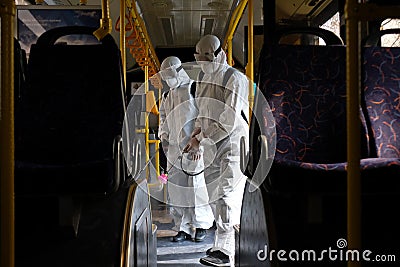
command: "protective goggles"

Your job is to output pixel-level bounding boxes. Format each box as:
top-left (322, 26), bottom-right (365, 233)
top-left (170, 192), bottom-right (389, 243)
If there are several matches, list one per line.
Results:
top-left (160, 65), bottom-right (183, 80)
top-left (194, 45), bottom-right (222, 62)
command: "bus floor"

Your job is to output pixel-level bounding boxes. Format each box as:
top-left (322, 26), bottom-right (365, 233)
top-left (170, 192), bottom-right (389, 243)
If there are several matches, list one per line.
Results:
top-left (152, 201), bottom-right (215, 266)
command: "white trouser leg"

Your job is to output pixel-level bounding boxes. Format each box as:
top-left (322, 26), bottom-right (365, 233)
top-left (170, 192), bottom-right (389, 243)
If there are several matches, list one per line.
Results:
top-left (204, 148), bottom-right (247, 256)
top-left (168, 167), bottom-right (195, 236)
top-left (168, 165), bottom-right (214, 236)
top-left (189, 173), bottom-right (214, 229)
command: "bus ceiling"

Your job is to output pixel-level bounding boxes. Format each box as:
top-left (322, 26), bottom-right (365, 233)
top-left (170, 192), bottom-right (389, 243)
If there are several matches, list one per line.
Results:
top-left (19, 0), bottom-right (338, 67)
top-left (21, 0), bottom-right (336, 27)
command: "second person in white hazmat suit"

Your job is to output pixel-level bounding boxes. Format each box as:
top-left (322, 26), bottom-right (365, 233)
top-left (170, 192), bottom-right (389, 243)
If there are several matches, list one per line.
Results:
top-left (184, 35), bottom-right (249, 266)
top-left (158, 56), bottom-right (214, 242)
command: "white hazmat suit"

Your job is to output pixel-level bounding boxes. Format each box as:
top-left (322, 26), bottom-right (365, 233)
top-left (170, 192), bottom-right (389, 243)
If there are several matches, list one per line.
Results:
top-left (186, 35), bottom-right (249, 264)
top-left (158, 56), bottom-right (214, 240)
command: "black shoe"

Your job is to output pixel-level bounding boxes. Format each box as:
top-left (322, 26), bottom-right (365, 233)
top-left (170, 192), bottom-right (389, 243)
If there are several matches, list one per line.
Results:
top-left (172, 231), bottom-right (191, 242)
top-left (199, 250), bottom-right (232, 266)
top-left (195, 228), bottom-right (207, 242)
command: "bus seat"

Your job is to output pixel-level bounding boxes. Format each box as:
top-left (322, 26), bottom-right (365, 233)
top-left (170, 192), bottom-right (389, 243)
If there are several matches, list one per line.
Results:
top-left (258, 33), bottom-right (400, 190)
top-left (362, 46), bottom-right (400, 176)
top-left (15, 26), bottom-right (126, 195)
top-left (261, 44), bottom-right (400, 186)
top-left (359, 29), bottom-right (400, 187)
top-left (250, 44), bottom-right (349, 253)
top-left (251, 41), bottom-right (400, 253)
top-left (357, 44), bottom-right (400, 252)
top-left (260, 45), bottom-right (372, 186)
top-left (251, 43), bottom-right (400, 253)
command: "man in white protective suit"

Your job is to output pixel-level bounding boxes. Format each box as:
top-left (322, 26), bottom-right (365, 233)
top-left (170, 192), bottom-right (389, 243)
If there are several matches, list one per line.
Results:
top-left (158, 56), bottom-right (214, 243)
top-left (184, 35), bottom-right (249, 266)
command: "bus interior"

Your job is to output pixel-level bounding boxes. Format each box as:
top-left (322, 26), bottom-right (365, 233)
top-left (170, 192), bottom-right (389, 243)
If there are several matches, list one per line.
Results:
top-left (2, 0), bottom-right (400, 266)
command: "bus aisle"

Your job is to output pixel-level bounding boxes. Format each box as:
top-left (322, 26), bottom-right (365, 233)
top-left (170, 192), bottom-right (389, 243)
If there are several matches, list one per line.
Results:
top-left (152, 202), bottom-right (216, 266)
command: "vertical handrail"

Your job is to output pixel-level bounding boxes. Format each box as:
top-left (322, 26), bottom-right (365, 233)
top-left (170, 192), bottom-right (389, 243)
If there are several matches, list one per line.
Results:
top-left (120, 0), bottom-right (126, 89)
top-left (0, 0), bottom-right (15, 266)
top-left (222, 0), bottom-right (252, 123)
top-left (227, 40), bottom-right (233, 67)
top-left (144, 48), bottom-right (150, 180)
top-left (246, 0), bottom-right (254, 123)
top-left (345, 1), bottom-right (361, 266)
top-left (223, 0), bottom-right (248, 66)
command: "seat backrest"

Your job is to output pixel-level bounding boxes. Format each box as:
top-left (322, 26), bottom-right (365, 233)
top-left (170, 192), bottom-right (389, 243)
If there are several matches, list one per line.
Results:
top-left (363, 46), bottom-right (400, 158)
top-left (16, 26), bottom-right (125, 194)
top-left (260, 45), bottom-right (346, 163)
top-left (259, 44), bottom-right (369, 163)
top-left (274, 26), bottom-right (344, 46)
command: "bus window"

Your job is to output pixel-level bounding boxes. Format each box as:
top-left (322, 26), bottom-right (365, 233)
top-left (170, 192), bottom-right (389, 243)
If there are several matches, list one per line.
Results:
top-left (381, 19), bottom-right (400, 47)
top-left (319, 12), bottom-right (340, 45)
top-left (278, 12), bottom-right (341, 46)
top-left (16, 6), bottom-right (101, 57)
